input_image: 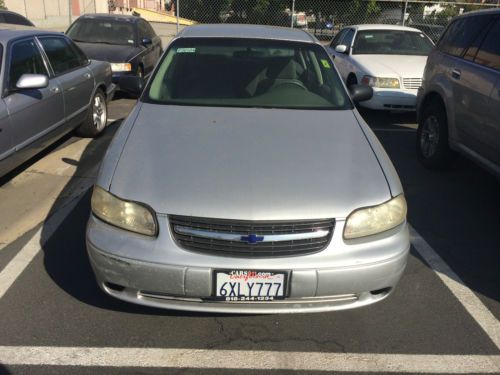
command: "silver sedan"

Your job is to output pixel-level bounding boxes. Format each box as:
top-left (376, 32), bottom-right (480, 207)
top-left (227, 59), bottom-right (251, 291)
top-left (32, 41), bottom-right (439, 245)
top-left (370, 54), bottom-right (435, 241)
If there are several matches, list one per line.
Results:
top-left (87, 24), bottom-right (410, 314)
top-left (0, 26), bottom-right (115, 177)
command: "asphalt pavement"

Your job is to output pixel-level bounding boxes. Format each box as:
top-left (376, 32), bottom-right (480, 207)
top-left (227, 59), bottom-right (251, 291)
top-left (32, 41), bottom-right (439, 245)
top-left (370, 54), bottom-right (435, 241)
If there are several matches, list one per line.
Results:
top-left (0, 99), bottom-right (498, 374)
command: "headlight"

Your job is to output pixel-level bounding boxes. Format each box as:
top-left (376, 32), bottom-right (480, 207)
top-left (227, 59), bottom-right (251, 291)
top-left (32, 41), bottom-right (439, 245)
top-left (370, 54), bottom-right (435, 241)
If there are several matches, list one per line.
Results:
top-left (91, 186), bottom-right (158, 236)
top-left (344, 195), bottom-right (407, 239)
top-left (362, 75), bottom-right (400, 89)
top-left (110, 63), bottom-right (132, 72)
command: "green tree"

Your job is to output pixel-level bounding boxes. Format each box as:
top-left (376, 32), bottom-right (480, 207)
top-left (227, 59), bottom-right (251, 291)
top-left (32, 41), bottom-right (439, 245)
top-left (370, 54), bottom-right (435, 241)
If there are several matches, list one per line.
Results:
top-left (179, 0), bottom-right (231, 22)
top-left (0, 0), bottom-right (6, 11)
top-left (227, 0), bottom-right (290, 25)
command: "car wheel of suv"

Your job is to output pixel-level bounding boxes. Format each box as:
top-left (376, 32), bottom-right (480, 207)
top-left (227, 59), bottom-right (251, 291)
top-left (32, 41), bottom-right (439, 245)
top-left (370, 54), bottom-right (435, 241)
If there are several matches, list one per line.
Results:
top-left (416, 102), bottom-right (453, 169)
top-left (76, 89), bottom-right (107, 138)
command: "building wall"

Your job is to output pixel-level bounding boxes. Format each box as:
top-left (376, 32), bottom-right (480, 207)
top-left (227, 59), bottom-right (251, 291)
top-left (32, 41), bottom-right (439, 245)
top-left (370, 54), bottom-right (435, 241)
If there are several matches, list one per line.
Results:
top-left (5, 0), bottom-right (164, 29)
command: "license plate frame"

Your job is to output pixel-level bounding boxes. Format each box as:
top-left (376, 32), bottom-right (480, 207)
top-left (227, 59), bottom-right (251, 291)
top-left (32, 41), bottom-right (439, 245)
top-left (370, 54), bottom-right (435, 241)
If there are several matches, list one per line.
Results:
top-left (212, 269), bottom-right (289, 302)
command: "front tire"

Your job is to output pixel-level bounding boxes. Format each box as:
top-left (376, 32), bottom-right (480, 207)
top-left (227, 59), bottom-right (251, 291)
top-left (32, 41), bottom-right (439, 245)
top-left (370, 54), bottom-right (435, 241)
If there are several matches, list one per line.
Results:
top-left (416, 101), bottom-right (454, 169)
top-left (76, 89), bottom-right (107, 138)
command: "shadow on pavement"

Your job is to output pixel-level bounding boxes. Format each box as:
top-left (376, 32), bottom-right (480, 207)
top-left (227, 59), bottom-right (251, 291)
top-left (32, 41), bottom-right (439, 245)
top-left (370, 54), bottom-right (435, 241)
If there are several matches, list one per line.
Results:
top-left (360, 109), bottom-right (500, 314)
top-left (37, 118), bottom-right (233, 318)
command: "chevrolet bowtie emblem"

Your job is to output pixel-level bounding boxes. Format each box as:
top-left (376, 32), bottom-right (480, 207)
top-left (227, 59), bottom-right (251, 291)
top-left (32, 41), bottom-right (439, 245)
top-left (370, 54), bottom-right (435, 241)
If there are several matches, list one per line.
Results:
top-left (240, 234), bottom-right (264, 244)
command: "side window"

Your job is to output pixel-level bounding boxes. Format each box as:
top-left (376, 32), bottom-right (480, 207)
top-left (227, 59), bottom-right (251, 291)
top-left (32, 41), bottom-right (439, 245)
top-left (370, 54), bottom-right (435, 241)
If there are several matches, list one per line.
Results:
top-left (38, 37), bottom-right (82, 75)
top-left (341, 29), bottom-right (355, 49)
top-left (9, 39), bottom-right (48, 90)
top-left (330, 29), bottom-right (347, 48)
top-left (145, 22), bottom-right (156, 38)
top-left (138, 21), bottom-right (150, 40)
top-left (474, 19), bottom-right (500, 71)
top-left (438, 16), bottom-right (490, 57)
top-left (67, 39), bottom-right (89, 65)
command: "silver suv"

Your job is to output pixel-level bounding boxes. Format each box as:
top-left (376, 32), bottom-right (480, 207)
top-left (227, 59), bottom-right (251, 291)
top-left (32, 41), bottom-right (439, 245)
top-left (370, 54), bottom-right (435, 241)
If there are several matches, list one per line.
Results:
top-left (416, 10), bottom-right (500, 176)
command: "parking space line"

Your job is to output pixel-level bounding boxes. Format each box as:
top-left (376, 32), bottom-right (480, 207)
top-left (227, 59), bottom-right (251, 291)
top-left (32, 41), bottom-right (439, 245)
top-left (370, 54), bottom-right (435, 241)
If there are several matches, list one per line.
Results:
top-left (0, 189), bottom-right (90, 299)
top-left (410, 225), bottom-right (500, 350)
top-left (0, 347), bottom-right (498, 372)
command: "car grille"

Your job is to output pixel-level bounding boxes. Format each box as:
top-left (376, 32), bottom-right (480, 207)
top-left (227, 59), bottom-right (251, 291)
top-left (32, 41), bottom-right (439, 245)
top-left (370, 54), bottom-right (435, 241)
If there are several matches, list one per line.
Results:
top-left (169, 215), bottom-right (335, 257)
top-left (402, 78), bottom-right (422, 90)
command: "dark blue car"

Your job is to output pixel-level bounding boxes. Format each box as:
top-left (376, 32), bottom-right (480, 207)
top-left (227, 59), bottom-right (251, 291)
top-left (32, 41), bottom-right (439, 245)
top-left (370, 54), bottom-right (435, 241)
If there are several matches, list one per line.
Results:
top-left (67, 14), bottom-right (162, 85)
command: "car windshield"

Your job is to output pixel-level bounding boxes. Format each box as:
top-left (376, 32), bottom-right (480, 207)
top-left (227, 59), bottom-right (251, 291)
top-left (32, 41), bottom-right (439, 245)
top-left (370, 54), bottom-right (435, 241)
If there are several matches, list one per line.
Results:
top-left (353, 30), bottom-right (433, 55)
top-left (146, 38), bottom-right (351, 110)
top-left (67, 19), bottom-right (135, 46)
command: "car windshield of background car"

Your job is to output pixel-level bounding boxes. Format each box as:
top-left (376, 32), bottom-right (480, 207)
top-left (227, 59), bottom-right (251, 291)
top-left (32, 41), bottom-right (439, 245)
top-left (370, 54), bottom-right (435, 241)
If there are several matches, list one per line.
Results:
top-left (353, 30), bottom-right (433, 55)
top-left (67, 19), bottom-right (135, 46)
top-left (147, 38), bottom-right (351, 110)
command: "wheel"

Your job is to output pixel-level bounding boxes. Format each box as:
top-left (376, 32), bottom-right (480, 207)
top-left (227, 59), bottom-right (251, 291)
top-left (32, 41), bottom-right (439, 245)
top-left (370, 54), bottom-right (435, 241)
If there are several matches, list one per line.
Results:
top-left (416, 101), bottom-right (454, 169)
top-left (76, 89), bottom-right (107, 138)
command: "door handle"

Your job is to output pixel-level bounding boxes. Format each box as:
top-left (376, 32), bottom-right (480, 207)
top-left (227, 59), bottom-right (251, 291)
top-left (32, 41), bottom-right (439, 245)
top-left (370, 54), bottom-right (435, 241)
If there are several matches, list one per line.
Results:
top-left (451, 69), bottom-right (461, 79)
top-left (83, 73), bottom-right (91, 79)
top-left (50, 86), bottom-right (60, 93)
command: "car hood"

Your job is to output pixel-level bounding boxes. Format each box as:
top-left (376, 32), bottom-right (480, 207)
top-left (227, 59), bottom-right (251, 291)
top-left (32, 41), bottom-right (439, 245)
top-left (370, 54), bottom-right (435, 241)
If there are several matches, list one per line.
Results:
top-left (354, 54), bottom-right (428, 78)
top-left (75, 42), bottom-right (140, 63)
top-left (109, 104), bottom-right (392, 220)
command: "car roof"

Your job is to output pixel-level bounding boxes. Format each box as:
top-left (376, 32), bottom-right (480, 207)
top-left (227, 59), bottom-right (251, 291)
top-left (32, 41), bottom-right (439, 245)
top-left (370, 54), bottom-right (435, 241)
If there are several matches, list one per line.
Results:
top-left (76, 13), bottom-right (141, 23)
top-left (347, 24), bottom-right (424, 32)
top-left (177, 24), bottom-right (318, 44)
top-left (453, 8), bottom-right (500, 19)
top-left (0, 26), bottom-right (62, 43)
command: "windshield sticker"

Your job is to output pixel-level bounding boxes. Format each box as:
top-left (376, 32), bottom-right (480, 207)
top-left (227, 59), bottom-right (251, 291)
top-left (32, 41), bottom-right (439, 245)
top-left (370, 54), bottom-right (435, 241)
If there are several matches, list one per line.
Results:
top-left (177, 47), bottom-right (196, 53)
top-left (364, 35), bottom-right (374, 39)
top-left (321, 59), bottom-right (331, 68)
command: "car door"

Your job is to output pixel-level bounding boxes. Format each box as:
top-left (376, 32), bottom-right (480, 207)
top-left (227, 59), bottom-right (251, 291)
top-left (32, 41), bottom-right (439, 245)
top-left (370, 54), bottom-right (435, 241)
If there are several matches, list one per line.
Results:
top-left (329, 28), bottom-right (356, 82)
top-left (0, 100), bottom-right (13, 174)
top-left (463, 18), bottom-right (500, 165)
top-left (438, 14), bottom-right (492, 150)
top-left (37, 36), bottom-right (94, 128)
top-left (144, 20), bottom-right (162, 56)
top-left (3, 37), bottom-right (64, 153)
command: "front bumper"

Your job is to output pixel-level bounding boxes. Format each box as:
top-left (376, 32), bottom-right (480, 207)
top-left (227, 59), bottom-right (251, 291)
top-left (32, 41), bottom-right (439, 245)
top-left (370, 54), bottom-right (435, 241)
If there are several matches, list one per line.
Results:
top-left (86, 214), bottom-right (410, 314)
top-left (112, 71), bottom-right (137, 85)
top-left (360, 88), bottom-right (418, 111)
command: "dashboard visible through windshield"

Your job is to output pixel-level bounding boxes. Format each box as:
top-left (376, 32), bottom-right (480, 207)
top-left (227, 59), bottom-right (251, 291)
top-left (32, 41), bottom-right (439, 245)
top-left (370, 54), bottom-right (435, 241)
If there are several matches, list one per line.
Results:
top-left (146, 38), bottom-right (351, 110)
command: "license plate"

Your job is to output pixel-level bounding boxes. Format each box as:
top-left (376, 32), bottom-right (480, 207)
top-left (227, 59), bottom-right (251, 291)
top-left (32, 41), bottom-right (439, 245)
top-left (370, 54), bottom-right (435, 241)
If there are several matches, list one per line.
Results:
top-left (214, 270), bottom-right (287, 301)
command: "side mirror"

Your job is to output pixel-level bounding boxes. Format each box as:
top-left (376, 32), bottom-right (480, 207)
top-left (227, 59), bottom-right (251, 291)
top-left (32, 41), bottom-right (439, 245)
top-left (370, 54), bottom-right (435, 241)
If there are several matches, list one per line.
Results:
top-left (141, 37), bottom-right (152, 47)
top-left (349, 84), bottom-right (373, 102)
top-left (16, 74), bottom-right (49, 90)
top-left (119, 76), bottom-right (144, 98)
top-left (335, 44), bottom-right (348, 54)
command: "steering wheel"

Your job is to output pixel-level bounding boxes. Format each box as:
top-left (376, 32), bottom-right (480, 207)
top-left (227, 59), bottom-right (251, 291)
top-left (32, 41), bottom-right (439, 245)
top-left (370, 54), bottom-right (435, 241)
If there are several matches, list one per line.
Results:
top-left (273, 80), bottom-right (307, 90)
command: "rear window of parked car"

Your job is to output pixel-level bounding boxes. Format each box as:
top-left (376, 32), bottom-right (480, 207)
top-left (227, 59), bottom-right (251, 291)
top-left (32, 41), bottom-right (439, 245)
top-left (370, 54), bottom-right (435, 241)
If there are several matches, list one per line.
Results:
top-left (67, 19), bottom-right (136, 46)
top-left (147, 38), bottom-right (350, 110)
top-left (353, 30), bottom-right (433, 55)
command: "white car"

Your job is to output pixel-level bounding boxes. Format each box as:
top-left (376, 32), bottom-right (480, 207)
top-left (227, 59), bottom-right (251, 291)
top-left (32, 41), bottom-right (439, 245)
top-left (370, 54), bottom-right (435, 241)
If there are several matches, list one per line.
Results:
top-left (327, 24), bottom-right (434, 111)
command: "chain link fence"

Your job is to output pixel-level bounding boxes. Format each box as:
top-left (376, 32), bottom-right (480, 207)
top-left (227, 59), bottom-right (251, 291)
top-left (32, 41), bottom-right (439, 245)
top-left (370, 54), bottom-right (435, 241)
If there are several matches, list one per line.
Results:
top-left (174, 0), bottom-right (499, 43)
